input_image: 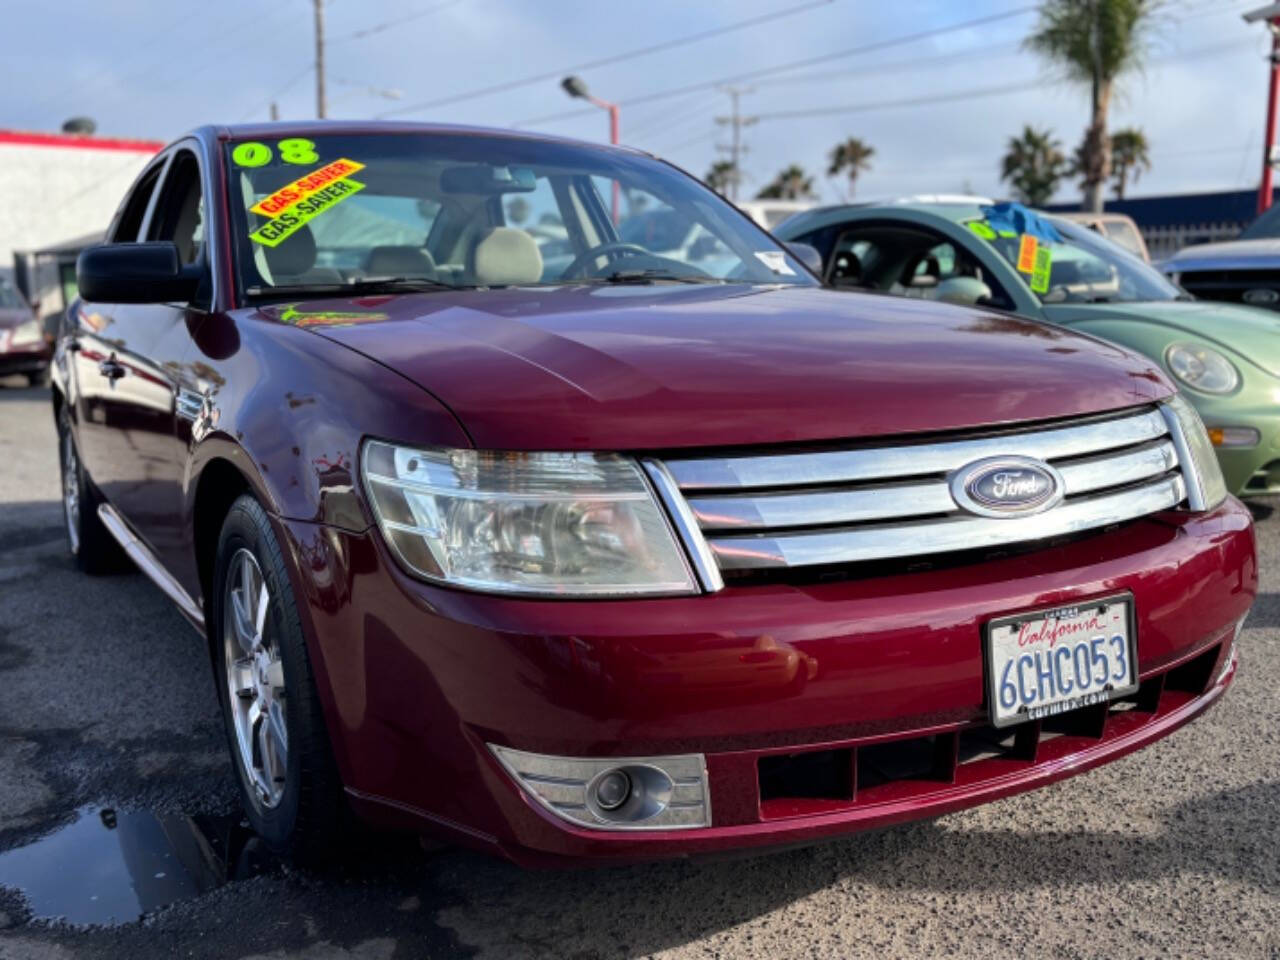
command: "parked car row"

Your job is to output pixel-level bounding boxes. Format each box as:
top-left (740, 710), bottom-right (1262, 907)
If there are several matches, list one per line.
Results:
top-left (51, 123), bottom-right (1254, 867)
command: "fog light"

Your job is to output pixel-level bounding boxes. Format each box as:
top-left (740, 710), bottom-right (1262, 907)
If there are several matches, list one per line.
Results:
top-left (1208, 426), bottom-right (1260, 448)
top-left (593, 769), bottom-right (631, 810)
top-left (489, 745), bottom-right (711, 831)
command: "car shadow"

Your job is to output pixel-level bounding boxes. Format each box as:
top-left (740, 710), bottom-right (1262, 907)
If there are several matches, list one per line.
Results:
top-left (1246, 497), bottom-right (1278, 523)
top-left (389, 775), bottom-right (1280, 957)
top-left (0, 379), bottom-right (49, 401)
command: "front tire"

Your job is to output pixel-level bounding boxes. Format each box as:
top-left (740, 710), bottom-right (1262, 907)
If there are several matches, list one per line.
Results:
top-left (211, 495), bottom-right (347, 861)
top-left (57, 408), bottom-right (130, 574)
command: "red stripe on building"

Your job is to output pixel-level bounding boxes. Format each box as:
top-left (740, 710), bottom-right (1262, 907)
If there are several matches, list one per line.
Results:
top-left (0, 130), bottom-right (163, 153)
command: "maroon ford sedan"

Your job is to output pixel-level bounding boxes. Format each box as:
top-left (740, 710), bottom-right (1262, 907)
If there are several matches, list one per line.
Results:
top-left (54, 122), bottom-right (1254, 864)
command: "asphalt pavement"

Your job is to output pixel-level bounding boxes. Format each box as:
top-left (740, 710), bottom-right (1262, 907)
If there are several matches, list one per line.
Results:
top-left (1, 376), bottom-right (1279, 959)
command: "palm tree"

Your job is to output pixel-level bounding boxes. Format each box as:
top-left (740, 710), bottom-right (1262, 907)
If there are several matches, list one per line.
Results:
top-left (704, 160), bottom-right (739, 197)
top-left (756, 165), bottom-right (816, 200)
top-left (1110, 127), bottom-right (1151, 199)
top-left (827, 137), bottom-right (874, 199)
top-left (1025, 0), bottom-right (1156, 212)
top-left (1000, 126), bottom-right (1070, 207)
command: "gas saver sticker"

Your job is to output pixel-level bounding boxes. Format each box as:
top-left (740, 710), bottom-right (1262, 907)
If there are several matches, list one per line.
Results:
top-left (1030, 246), bottom-right (1052, 294)
top-left (251, 159), bottom-right (366, 216)
top-left (250, 175), bottom-right (365, 248)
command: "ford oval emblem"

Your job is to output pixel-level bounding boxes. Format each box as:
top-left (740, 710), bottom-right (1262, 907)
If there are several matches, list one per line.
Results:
top-left (949, 456), bottom-right (1064, 518)
top-left (1242, 288), bottom-right (1279, 306)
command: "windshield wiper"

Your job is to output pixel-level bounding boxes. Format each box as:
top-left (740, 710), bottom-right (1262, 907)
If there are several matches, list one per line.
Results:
top-left (583, 269), bottom-right (727, 285)
top-left (246, 276), bottom-right (459, 297)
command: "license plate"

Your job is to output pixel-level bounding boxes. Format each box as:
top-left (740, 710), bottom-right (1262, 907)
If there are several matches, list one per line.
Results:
top-left (986, 595), bottom-right (1137, 727)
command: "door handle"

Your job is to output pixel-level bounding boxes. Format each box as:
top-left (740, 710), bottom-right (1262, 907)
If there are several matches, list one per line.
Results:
top-left (99, 358), bottom-right (127, 381)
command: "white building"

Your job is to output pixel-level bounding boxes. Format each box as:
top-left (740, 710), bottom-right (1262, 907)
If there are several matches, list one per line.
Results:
top-left (1, 128), bottom-right (162, 318)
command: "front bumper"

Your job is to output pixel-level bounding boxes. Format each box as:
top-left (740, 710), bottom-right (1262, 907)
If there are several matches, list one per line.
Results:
top-left (277, 497), bottom-right (1255, 865)
top-left (0, 345), bottom-right (50, 377)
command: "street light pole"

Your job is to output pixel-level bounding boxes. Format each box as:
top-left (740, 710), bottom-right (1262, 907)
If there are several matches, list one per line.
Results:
top-left (1245, 4), bottom-right (1280, 213)
top-left (314, 0), bottom-right (327, 119)
top-left (562, 75), bottom-right (620, 223)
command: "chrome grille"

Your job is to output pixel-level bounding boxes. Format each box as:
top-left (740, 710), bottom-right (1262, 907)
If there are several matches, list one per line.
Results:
top-left (647, 406), bottom-right (1186, 578)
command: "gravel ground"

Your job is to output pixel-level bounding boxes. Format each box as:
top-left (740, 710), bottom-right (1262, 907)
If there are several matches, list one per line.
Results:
top-left (0, 377), bottom-right (1278, 960)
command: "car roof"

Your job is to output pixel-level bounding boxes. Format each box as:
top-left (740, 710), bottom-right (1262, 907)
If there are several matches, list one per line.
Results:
top-left (181, 120), bottom-right (651, 157)
top-left (781, 201), bottom-right (987, 234)
top-left (167, 120), bottom-right (650, 162)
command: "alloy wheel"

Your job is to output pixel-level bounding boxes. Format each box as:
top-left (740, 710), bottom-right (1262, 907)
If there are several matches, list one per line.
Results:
top-left (62, 430), bottom-right (80, 554)
top-left (222, 548), bottom-right (288, 809)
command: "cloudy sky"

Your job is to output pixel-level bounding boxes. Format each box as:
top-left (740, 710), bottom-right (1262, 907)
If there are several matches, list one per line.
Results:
top-left (2, 0), bottom-right (1269, 205)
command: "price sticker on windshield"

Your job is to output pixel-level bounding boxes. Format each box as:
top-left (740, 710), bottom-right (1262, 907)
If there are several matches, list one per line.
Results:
top-left (1030, 246), bottom-right (1053, 294)
top-left (1016, 234), bottom-right (1039, 273)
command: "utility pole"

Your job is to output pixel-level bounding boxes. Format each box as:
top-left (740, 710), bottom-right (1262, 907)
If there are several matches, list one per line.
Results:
top-left (269, 102), bottom-right (280, 122)
top-left (714, 86), bottom-right (756, 202)
top-left (313, 0), bottom-right (327, 119)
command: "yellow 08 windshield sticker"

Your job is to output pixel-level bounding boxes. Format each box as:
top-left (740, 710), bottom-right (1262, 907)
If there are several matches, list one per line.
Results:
top-left (1030, 246), bottom-right (1053, 294)
top-left (249, 163), bottom-right (366, 248)
top-left (967, 220), bottom-right (997, 241)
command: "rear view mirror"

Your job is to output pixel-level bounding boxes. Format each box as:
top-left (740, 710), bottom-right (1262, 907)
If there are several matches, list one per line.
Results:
top-left (440, 164), bottom-right (537, 195)
top-left (934, 276), bottom-right (994, 307)
top-left (784, 242), bottom-right (823, 275)
top-left (77, 243), bottom-right (200, 304)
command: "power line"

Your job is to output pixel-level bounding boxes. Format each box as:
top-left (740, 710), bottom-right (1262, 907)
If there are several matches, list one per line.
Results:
top-left (514, 5), bottom-right (1038, 128)
top-left (328, 0), bottom-right (467, 43)
top-left (728, 38), bottom-right (1254, 126)
top-left (235, 63), bottom-right (316, 123)
top-left (378, 0), bottom-right (836, 118)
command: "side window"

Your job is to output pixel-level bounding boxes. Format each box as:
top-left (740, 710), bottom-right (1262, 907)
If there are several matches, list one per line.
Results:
top-left (827, 231), bottom-right (880, 288)
top-left (147, 151), bottom-right (205, 265)
top-left (110, 164), bottom-right (163, 243)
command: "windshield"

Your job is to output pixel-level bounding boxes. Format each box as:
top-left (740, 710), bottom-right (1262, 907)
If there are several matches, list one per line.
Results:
top-left (1242, 203), bottom-right (1280, 240)
top-left (968, 215), bottom-right (1181, 304)
top-left (224, 133), bottom-right (814, 296)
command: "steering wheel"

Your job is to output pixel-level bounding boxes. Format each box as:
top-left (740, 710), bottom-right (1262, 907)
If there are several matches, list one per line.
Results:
top-left (561, 242), bottom-right (651, 279)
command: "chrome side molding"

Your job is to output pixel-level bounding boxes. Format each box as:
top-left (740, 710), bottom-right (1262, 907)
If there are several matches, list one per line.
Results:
top-left (97, 504), bottom-right (205, 630)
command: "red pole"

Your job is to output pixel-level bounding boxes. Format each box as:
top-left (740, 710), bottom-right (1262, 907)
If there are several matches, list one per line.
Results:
top-left (605, 101), bottom-right (621, 225)
top-left (1259, 20), bottom-right (1280, 214)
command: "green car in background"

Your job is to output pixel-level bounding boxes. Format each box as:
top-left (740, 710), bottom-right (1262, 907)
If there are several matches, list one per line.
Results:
top-left (776, 199), bottom-right (1280, 497)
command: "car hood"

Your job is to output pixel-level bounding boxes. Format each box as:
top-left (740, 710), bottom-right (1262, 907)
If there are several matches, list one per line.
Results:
top-left (1161, 238), bottom-right (1280, 273)
top-left (1043, 299), bottom-right (1280, 378)
top-left (0, 309), bottom-right (33, 330)
top-left (274, 284), bottom-right (1172, 451)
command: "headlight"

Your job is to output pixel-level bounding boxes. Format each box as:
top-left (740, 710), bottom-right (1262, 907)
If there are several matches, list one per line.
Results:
top-left (8, 319), bottom-right (42, 348)
top-left (361, 440), bottom-right (696, 596)
top-left (1164, 342), bottom-right (1239, 394)
top-left (1161, 394), bottom-right (1228, 512)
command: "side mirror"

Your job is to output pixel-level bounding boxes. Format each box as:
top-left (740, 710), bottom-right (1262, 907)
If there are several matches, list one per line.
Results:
top-left (784, 241), bottom-right (823, 275)
top-left (934, 276), bottom-right (994, 307)
top-left (77, 242), bottom-right (200, 304)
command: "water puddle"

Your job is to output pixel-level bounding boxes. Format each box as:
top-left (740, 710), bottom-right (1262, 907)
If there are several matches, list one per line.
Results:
top-left (0, 807), bottom-right (275, 926)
